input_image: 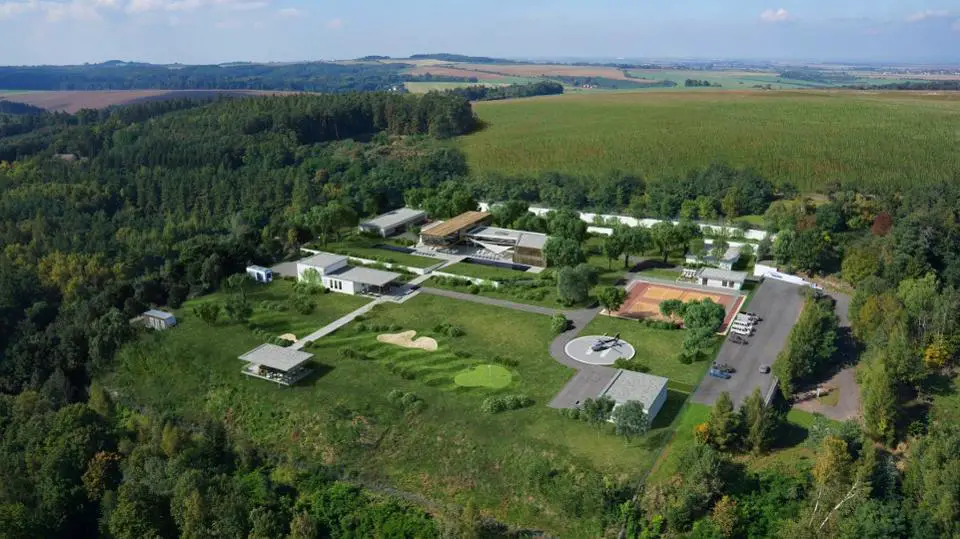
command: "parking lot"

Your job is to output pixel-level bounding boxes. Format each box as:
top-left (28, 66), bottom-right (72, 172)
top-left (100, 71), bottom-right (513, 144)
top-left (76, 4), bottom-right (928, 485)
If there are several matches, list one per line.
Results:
top-left (692, 278), bottom-right (807, 407)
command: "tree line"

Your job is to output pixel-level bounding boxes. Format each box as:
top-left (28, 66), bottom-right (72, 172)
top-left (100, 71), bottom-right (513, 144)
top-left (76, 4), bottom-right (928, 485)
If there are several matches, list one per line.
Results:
top-left (445, 81), bottom-right (564, 101)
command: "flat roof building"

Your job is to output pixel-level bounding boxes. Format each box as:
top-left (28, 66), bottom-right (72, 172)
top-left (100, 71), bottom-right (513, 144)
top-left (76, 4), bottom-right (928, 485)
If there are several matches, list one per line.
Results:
top-left (246, 265), bottom-right (273, 283)
top-left (296, 251), bottom-right (401, 296)
top-left (685, 244), bottom-right (742, 271)
top-left (240, 343), bottom-right (314, 385)
top-left (599, 369), bottom-right (669, 423)
top-left (697, 268), bottom-right (749, 290)
top-left (419, 211), bottom-right (492, 245)
top-left (359, 208), bottom-right (427, 237)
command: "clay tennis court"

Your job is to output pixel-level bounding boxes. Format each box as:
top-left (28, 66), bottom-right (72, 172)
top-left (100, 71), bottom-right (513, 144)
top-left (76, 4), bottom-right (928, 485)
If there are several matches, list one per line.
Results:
top-left (612, 280), bottom-right (744, 329)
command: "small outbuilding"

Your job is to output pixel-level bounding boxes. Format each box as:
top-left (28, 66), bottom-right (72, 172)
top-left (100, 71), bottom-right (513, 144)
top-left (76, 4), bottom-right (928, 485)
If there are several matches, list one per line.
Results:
top-left (359, 207), bottom-right (427, 237)
top-left (246, 265), bottom-right (273, 283)
top-left (598, 369), bottom-right (669, 423)
top-left (141, 309), bottom-right (177, 331)
top-left (685, 244), bottom-right (742, 271)
top-left (697, 268), bottom-right (748, 291)
top-left (239, 343), bottom-right (314, 386)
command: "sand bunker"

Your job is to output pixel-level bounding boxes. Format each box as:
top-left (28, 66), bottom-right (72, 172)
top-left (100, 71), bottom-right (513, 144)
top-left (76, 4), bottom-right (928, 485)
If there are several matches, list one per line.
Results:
top-left (278, 333), bottom-right (298, 343)
top-left (377, 330), bottom-right (438, 352)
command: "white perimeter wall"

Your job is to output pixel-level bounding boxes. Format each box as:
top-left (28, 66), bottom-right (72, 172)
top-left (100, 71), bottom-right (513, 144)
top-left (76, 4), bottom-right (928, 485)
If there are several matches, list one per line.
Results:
top-left (479, 202), bottom-right (770, 241)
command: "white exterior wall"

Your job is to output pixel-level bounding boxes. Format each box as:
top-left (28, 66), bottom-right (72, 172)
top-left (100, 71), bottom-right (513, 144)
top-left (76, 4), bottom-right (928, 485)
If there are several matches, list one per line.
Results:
top-left (297, 258), bottom-right (348, 281)
top-left (704, 277), bottom-right (744, 291)
top-left (753, 262), bottom-right (778, 278)
top-left (646, 385), bottom-right (668, 423)
top-left (322, 276), bottom-right (356, 295)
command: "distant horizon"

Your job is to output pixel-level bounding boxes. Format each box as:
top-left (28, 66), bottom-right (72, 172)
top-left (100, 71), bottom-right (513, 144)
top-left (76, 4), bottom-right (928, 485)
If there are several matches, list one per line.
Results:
top-left (1, 1), bottom-right (958, 66)
top-left (3, 54), bottom-right (960, 70)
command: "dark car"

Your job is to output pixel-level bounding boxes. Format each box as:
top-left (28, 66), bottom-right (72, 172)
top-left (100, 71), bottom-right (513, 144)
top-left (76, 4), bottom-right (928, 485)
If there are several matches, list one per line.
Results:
top-left (713, 362), bottom-right (736, 374)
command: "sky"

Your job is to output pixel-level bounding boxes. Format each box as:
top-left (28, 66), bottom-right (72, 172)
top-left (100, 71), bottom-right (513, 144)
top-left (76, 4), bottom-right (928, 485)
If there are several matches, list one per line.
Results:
top-left (0, 0), bottom-right (958, 65)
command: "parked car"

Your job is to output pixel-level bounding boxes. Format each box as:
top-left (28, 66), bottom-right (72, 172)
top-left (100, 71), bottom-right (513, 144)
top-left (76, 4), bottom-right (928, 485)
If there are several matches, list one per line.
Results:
top-left (728, 334), bottom-right (747, 345)
top-left (740, 311), bottom-right (763, 322)
top-left (713, 362), bottom-right (736, 374)
top-left (709, 368), bottom-right (732, 379)
top-left (759, 364), bottom-right (771, 374)
top-left (731, 326), bottom-right (754, 336)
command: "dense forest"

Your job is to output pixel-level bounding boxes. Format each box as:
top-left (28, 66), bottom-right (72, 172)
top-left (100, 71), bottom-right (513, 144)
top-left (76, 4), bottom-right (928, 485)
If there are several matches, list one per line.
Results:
top-left (445, 81), bottom-right (564, 101)
top-left (1, 86), bottom-right (959, 537)
top-left (846, 80), bottom-right (960, 91)
top-left (0, 61), bottom-right (463, 92)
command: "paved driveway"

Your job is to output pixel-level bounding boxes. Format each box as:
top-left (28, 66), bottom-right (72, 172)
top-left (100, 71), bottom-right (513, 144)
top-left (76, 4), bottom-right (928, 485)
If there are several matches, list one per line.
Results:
top-left (692, 278), bottom-right (807, 407)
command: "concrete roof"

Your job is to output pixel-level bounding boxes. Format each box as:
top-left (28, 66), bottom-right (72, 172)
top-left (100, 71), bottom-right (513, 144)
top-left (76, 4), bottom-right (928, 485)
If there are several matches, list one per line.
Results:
top-left (699, 267), bottom-right (749, 283)
top-left (239, 343), bottom-right (313, 372)
top-left (329, 266), bottom-right (401, 287)
top-left (247, 265), bottom-right (271, 272)
top-left (517, 232), bottom-right (548, 250)
top-left (467, 226), bottom-right (548, 250)
top-left (299, 252), bottom-right (347, 269)
top-left (360, 207), bottom-right (426, 230)
top-left (143, 309), bottom-right (175, 320)
top-left (600, 369), bottom-right (669, 411)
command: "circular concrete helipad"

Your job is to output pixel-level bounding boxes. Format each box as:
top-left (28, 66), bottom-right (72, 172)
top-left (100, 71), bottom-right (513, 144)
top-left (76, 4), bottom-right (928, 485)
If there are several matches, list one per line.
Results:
top-left (565, 335), bottom-right (636, 366)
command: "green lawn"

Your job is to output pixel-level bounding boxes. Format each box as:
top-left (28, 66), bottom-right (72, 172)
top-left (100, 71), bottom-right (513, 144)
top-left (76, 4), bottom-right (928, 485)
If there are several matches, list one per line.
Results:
top-left (647, 403), bottom-right (710, 481)
top-left (635, 267), bottom-right (682, 281)
top-left (105, 292), bottom-right (685, 536)
top-left (185, 279), bottom-right (370, 339)
top-left (461, 91), bottom-right (960, 192)
top-left (428, 275), bottom-right (568, 309)
top-left (309, 235), bottom-right (441, 269)
top-left (439, 261), bottom-right (531, 281)
top-left (581, 316), bottom-right (706, 390)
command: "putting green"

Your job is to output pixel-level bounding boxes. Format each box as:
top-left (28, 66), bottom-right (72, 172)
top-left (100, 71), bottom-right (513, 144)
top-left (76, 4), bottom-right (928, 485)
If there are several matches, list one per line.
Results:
top-left (454, 364), bottom-right (512, 389)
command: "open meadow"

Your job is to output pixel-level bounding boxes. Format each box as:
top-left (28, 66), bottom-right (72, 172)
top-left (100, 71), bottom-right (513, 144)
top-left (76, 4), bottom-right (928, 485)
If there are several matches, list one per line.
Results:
top-left (461, 90), bottom-right (960, 192)
top-left (104, 288), bottom-right (692, 536)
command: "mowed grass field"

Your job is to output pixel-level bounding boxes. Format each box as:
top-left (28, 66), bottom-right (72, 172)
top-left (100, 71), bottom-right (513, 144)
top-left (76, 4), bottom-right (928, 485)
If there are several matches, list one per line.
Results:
top-left (461, 90), bottom-right (960, 191)
top-left (105, 291), bottom-right (689, 535)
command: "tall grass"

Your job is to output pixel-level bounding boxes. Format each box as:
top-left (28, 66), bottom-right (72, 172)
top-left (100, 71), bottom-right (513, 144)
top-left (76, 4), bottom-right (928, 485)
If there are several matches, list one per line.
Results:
top-left (461, 91), bottom-right (960, 192)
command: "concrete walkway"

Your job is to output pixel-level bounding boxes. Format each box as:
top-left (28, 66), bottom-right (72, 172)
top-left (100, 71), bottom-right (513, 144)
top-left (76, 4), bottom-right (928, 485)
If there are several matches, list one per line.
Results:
top-left (291, 299), bottom-right (384, 350)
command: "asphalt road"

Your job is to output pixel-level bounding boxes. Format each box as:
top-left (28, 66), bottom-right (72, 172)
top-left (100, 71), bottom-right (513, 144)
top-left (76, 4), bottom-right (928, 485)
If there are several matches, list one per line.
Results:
top-left (692, 278), bottom-right (807, 407)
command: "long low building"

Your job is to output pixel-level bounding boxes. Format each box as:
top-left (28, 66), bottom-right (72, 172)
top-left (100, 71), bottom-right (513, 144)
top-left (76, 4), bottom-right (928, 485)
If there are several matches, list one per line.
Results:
top-left (296, 252), bottom-right (401, 295)
top-left (358, 207), bottom-right (427, 237)
top-left (697, 267), bottom-right (749, 291)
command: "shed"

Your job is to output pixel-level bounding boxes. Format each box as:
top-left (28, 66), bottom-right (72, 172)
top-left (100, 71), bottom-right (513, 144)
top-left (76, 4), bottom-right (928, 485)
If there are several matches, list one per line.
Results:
top-left (142, 309), bottom-right (177, 331)
top-left (246, 265), bottom-right (273, 283)
top-left (598, 369), bottom-right (669, 423)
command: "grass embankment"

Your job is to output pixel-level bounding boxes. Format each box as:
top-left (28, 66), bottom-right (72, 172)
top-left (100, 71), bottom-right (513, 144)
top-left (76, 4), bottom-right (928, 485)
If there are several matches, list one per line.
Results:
top-left (461, 91), bottom-right (960, 192)
top-left (439, 261), bottom-right (531, 281)
top-left (105, 291), bottom-right (688, 536)
top-left (309, 235), bottom-right (441, 269)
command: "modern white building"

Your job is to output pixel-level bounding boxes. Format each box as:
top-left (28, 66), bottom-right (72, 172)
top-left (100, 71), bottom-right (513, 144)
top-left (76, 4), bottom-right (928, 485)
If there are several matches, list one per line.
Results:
top-left (359, 207), bottom-right (427, 237)
top-left (685, 244), bottom-right (742, 271)
top-left (246, 265), bottom-right (273, 283)
top-left (140, 309), bottom-right (177, 331)
top-left (598, 369), bottom-right (669, 423)
top-left (296, 252), bottom-right (401, 296)
top-left (697, 268), bottom-right (748, 290)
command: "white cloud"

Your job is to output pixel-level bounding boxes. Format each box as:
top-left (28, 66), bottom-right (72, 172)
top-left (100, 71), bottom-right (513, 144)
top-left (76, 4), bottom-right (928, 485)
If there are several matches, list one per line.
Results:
top-left (126, 0), bottom-right (270, 14)
top-left (905, 10), bottom-right (950, 23)
top-left (760, 8), bottom-right (791, 23)
top-left (325, 16), bottom-right (341, 30)
top-left (0, 0), bottom-right (118, 21)
top-left (276, 6), bottom-right (300, 18)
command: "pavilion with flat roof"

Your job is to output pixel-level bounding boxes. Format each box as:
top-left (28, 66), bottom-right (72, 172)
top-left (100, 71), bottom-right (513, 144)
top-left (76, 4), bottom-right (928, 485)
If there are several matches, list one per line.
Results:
top-left (239, 343), bottom-right (314, 386)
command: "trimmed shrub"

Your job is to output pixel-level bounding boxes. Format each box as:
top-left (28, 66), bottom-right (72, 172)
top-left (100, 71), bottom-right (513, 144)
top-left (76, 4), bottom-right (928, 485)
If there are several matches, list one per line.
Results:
top-left (614, 358), bottom-right (651, 373)
top-left (493, 355), bottom-right (520, 368)
top-left (551, 314), bottom-right (569, 334)
top-left (434, 323), bottom-right (465, 338)
top-left (481, 394), bottom-right (533, 414)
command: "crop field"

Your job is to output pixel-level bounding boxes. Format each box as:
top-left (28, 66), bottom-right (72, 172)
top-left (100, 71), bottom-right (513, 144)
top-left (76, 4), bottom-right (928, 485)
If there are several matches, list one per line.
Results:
top-left (461, 90), bottom-right (960, 191)
top-left (105, 291), bottom-right (691, 535)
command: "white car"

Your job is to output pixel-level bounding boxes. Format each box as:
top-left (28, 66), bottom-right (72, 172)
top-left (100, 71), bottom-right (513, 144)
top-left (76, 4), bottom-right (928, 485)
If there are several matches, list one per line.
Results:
top-left (730, 326), bottom-right (754, 336)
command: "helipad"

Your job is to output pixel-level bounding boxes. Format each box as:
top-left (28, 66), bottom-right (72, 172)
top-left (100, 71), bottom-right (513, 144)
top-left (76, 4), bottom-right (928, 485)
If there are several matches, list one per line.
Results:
top-left (564, 335), bottom-right (636, 366)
